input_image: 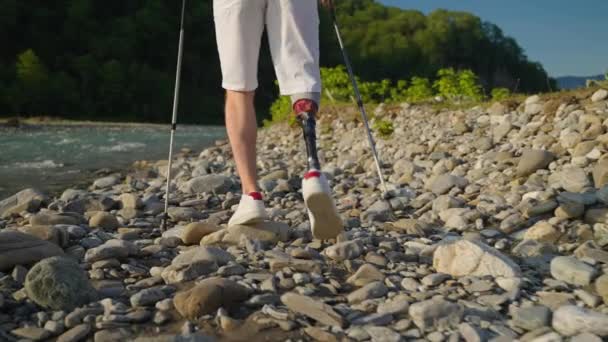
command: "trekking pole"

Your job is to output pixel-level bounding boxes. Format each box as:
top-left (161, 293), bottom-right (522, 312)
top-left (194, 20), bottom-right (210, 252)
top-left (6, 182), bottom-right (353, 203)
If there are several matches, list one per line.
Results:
top-left (161, 0), bottom-right (187, 231)
top-left (328, 0), bottom-right (390, 198)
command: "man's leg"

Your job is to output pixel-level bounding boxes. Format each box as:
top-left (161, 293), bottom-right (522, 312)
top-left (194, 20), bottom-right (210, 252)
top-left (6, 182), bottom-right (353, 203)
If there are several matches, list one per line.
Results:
top-left (225, 90), bottom-right (258, 194)
top-left (214, 0), bottom-right (268, 226)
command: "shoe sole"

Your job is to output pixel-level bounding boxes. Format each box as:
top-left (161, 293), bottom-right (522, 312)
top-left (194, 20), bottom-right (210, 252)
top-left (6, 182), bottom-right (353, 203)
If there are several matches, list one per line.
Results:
top-left (306, 191), bottom-right (343, 240)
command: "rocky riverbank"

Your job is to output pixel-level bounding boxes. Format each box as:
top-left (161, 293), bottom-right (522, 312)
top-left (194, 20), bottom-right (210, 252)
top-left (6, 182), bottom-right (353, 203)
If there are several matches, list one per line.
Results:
top-left (1, 87), bottom-right (608, 342)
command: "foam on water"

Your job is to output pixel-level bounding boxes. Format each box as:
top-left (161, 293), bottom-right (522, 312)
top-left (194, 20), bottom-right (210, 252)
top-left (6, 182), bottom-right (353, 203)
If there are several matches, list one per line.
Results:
top-left (99, 142), bottom-right (147, 152)
top-left (8, 160), bottom-right (64, 169)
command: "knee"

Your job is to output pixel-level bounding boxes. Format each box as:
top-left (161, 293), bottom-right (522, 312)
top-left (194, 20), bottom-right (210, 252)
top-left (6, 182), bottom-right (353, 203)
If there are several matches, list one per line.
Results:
top-left (226, 90), bottom-right (255, 104)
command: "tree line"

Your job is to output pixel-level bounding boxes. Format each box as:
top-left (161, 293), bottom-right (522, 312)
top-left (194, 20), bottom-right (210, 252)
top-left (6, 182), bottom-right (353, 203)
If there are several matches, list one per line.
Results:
top-left (0, 0), bottom-right (555, 124)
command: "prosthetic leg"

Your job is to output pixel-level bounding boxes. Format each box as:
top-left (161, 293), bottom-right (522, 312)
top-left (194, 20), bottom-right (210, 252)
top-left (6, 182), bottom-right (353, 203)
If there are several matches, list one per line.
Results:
top-left (293, 99), bottom-right (321, 170)
top-left (293, 99), bottom-right (344, 240)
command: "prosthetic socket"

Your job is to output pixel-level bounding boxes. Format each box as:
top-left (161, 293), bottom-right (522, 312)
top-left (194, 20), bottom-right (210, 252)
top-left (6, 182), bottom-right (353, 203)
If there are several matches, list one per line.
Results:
top-left (293, 99), bottom-right (321, 171)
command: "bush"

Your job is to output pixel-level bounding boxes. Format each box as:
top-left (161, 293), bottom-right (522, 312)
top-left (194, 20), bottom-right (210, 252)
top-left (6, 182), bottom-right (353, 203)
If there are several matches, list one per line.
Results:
top-left (458, 69), bottom-right (483, 101)
top-left (491, 87), bottom-right (511, 101)
top-left (434, 68), bottom-right (460, 100)
top-left (373, 119), bottom-right (394, 138)
top-left (434, 68), bottom-right (483, 102)
top-left (406, 77), bottom-right (433, 102)
top-left (264, 95), bottom-right (293, 127)
top-left (321, 66), bottom-right (353, 102)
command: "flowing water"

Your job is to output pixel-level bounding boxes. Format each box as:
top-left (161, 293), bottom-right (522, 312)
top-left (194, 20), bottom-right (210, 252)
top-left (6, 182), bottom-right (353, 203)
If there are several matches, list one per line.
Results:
top-left (0, 123), bottom-right (226, 199)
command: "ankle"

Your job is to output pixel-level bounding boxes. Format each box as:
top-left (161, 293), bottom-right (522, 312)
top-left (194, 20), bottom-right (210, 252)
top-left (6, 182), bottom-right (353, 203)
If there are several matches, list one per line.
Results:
top-left (246, 191), bottom-right (263, 201)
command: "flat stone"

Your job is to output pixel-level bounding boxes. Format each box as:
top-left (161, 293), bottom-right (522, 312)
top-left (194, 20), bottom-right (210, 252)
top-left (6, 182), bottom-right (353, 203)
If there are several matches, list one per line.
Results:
top-left (30, 212), bottom-right (81, 226)
top-left (93, 176), bottom-right (119, 189)
top-left (459, 322), bottom-right (485, 342)
top-left (84, 239), bottom-right (135, 262)
top-left (585, 208), bottom-right (608, 224)
top-left (363, 326), bottom-right (401, 342)
top-left (552, 305), bottom-right (608, 336)
top-left (517, 149), bottom-right (554, 176)
top-left (180, 174), bottom-right (233, 194)
top-left (428, 174), bottom-right (468, 195)
top-left (17, 225), bottom-right (69, 247)
top-left (347, 264), bottom-right (385, 286)
top-left (174, 277), bottom-right (249, 320)
top-left (0, 188), bottom-right (47, 218)
top-left (556, 167), bottom-right (591, 192)
top-left (433, 239), bottom-right (521, 278)
top-left (161, 246), bottom-right (233, 284)
top-left (408, 298), bottom-right (464, 332)
top-left (57, 324), bottom-right (91, 342)
top-left (0, 231), bottom-right (64, 271)
top-left (304, 327), bottom-right (339, 342)
top-left (181, 222), bottom-right (222, 245)
top-left (550, 256), bottom-right (596, 286)
top-left (593, 157), bottom-right (608, 188)
top-left (523, 221), bottom-right (561, 243)
top-left (223, 221), bottom-right (290, 244)
top-left (595, 274), bottom-right (608, 303)
top-left (347, 281), bottom-right (388, 304)
top-left (11, 326), bottom-right (51, 341)
top-left (130, 287), bottom-right (170, 307)
top-left (574, 241), bottom-right (608, 264)
top-left (118, 193), bottom-right (143, 209)
top-left (512, 305), bottom-right (551, 331)
top-left (281, 292), bottom-right (344, 327)
top-left (591, 89), bottom-right (608, 102)
top-left (325, 240), bottom-right (364, 261)
top-left (377, 294), bottom-right (410, 315)
top-left (89, 212), bottom-right (120, 230)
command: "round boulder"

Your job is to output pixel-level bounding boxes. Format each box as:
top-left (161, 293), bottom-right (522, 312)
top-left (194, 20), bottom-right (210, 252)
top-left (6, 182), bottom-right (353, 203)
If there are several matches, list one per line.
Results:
top-left (25, 256), bottom-right (97, 310)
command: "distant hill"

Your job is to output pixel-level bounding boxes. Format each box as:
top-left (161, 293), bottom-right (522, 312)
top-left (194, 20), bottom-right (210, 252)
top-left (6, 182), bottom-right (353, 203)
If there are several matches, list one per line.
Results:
top-left (557, 74), bottom-right (604, 90)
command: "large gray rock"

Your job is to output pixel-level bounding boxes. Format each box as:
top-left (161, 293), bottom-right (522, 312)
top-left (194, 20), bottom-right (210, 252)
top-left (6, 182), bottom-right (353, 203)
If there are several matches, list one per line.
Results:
top-left (550, 256), bottom-right (596, 286)
top-left (25, 256), bottom-right (97, 310)
top-left (0, 188), bottom-right (47, 218)
top-left (516, 149), bottom-right (554, 176)
top-left (409, 298), bottom-right (464, 332)
top-left (0, 231), bottom-right (64, 271)
top-left (552, 305), bottom-right (608, 336)
top-left (162, 246), bottom-right (234, 284)
top-left (433, 239), bottom-right (521, 278)
top-left (173, 277), bottom-right (249, 320)
top-left (281, 292), bottom-right (344, 327)
top-left (180, 175), bottom-right (233, 194)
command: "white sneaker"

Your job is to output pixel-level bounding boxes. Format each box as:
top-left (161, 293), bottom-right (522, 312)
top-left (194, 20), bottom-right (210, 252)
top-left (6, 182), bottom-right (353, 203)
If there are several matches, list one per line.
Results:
top-left (302, 170), bottom-right (344, 240)
top-left (228, 192), bottom-right (268, 226)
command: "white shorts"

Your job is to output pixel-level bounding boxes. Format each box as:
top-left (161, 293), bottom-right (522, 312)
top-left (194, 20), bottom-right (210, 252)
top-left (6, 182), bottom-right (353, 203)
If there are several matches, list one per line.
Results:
top-left (213, 0), bottom-right (321, 95)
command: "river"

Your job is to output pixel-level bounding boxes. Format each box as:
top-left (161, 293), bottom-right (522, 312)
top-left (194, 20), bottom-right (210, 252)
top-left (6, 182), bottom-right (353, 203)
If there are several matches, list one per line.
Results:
top-left (0, 123), bottom-right (226, 199)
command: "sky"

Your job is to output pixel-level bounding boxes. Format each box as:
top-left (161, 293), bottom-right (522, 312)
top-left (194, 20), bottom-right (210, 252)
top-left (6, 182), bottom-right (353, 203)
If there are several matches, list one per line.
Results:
top-left (379, 0), bottom-right (607, 77)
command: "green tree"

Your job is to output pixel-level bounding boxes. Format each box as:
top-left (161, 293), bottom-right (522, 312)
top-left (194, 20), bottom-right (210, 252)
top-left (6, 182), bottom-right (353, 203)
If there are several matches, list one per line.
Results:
top-left (15, 49), bottom-right (49, 115)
